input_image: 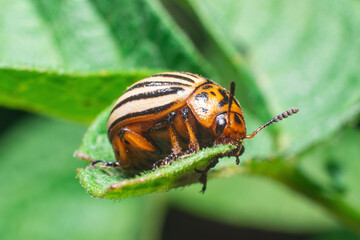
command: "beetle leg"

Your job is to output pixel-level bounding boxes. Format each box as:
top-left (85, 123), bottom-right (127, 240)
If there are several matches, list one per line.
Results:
top-left (153, 124), bottom-right (183, 169)
top-left (119, 128), bottom-right (156, 152)
top-left (152, 125), bottom-right (181, 169)
top-left (169, 124), bottom-right (182, 155)
top-left (195, 158), bottom-right (220, 193)
top-left (181, 107), bottom-right (200, 151)
top-left (152, 124), bottom-right (182, 169)
top-left (198, 172), bottom-right (207, 194)
top-left (185, 121), bottom-right (200, 151)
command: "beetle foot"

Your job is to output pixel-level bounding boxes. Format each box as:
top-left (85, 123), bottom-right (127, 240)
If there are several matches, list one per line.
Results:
top-left (236, 156), bottom-right (240, 165)
top-left (91, 160), bottom-right (119, 168)
top-left (152, 153), bottom-right (177, 169)
top-left (91, 160), bottom-right (105, 166)
top-left (199, 172), bottom-right (207, 194)
top-left (178, 148), bottom-right (196, 159)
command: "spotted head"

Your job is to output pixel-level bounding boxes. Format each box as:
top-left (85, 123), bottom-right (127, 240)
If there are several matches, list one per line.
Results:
top-left (187, 81), bottom-right (246, 147)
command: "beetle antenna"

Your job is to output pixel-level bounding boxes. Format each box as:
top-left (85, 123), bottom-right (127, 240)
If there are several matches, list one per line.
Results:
top-left (245, 107), bottom-right (299, 139)
top-left (227, 82), bottom-right (235, 117)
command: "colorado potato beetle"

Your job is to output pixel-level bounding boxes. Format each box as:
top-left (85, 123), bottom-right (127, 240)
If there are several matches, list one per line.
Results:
top-left (94, 72), bottom-right (298, 191)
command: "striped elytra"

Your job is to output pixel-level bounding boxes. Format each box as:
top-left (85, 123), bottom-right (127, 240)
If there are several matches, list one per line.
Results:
top-left (103, 72), bottom-right (298, 192)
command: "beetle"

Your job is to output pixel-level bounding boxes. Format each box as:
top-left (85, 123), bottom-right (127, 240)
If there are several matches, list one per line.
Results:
top-left (93, 72), bottom-right (298, 192)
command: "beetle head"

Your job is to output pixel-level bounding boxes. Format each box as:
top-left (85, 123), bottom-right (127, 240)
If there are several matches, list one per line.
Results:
top-left (210, 81), bottom-right (246, 146)
top-left (211, 111), bottom-right (246, 144)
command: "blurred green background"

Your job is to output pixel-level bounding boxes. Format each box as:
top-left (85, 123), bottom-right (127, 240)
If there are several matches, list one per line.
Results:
top-left (0, 0), bottom-right (360, 239)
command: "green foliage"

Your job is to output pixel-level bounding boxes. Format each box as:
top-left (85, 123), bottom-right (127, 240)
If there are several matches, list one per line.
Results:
top-left (0, 0), bottom-right (205, 72)
top-left (1, 0), bottom-right (360, 239)
top-left (0, 69), bottom-right (156, 122)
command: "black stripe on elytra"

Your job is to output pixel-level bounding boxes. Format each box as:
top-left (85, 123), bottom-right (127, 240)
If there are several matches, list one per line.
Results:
top-left (218, 88), bottom-right (229, 107)
top-left (152, 73), bottom-right (195, 83)
top-left (110, 87), bottom-right (184, 114)
top-left (183, 72), bottom-right (213, 84)
top-left (125, 81), bottom-right (190, 93)
top-left (183, 72), bottom-right (200, 79)
top-left (108, 102), bottom-right (175, 135)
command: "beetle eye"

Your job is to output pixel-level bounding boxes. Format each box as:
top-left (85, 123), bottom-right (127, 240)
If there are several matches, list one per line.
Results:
top-left (216, 117), bottom-right (227, 134)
